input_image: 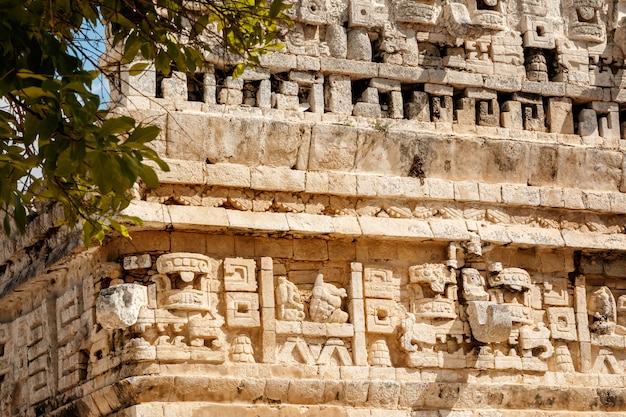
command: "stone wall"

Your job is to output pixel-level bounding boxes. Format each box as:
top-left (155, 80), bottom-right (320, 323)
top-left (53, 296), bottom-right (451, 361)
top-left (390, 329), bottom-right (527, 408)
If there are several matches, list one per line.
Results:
top-left (4, 0), bottom-right (626, 414)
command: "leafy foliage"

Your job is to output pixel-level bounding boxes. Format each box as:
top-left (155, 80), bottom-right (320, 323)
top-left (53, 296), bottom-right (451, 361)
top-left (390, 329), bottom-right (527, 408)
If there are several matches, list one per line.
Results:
top-left (0, 0), bottom-right (290, 244)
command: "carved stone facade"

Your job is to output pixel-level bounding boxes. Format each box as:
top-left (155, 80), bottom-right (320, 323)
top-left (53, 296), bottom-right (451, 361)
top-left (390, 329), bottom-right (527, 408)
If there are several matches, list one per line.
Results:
top-left (4, 0), bottom-right (626, 414)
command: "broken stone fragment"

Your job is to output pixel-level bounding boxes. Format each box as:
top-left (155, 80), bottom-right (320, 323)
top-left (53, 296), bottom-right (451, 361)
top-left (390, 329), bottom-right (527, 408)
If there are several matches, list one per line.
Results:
top-left (466, 300), bottom-right (512, 343)
top-left (96, 284), bottom-right (148, 330)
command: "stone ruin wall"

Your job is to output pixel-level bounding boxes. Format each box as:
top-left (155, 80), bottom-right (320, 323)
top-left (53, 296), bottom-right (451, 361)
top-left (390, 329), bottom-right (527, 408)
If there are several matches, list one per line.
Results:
top-left (4, 0), bottom-right (626, 415)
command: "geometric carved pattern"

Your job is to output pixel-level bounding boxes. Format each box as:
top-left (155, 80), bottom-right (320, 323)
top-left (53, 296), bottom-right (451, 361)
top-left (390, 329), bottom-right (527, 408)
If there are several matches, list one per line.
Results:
top-left (224, 258), bottom-right (258, 292)
top-left (226, 292), bottom-right (261, 327)
top-left (547, 307), bottom-right (578, 341)
top-left (364, 268), bottom-right (394, 299)
top-left (365, 298), bottom-right (398, 334)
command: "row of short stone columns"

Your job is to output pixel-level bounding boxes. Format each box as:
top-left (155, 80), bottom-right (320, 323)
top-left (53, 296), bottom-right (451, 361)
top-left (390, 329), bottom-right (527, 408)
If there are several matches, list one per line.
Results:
top-left (123, 64), bottom-right (624, 144)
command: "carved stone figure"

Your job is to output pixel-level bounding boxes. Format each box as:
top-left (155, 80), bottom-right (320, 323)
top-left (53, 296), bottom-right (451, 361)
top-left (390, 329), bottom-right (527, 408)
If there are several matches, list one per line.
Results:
top-left (399, 313), bottom-right (436, 352)
top-left (588, 286), bottom-right (616, 334)
top-left (309, 274), bottom-right (349, 323)
top-left (462, 268), bottom-right (512, 343)
top-left (275, 276), bottom-right (306, 321)
top-left (519, 323), bottom-right (554, 359)
top-left (462, 268), bottom-right (490, 301)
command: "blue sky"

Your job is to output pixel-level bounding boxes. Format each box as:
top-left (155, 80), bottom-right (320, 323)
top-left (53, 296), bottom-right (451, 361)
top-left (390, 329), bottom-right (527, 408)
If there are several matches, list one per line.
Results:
top-left (79, 21), bottom-right (110, 107)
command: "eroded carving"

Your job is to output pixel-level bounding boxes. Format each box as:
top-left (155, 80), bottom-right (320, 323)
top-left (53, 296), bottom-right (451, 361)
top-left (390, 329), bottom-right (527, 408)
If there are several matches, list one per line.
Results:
top-left (310, 274), bottom-right (349, 323)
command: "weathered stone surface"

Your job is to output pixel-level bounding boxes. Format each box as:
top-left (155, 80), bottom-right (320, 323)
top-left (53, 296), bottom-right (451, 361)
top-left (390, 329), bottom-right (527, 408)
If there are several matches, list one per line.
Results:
top-left (8, 1), bottom-right (626, 416)
top-left (96, 284), bottom-right (148, 330)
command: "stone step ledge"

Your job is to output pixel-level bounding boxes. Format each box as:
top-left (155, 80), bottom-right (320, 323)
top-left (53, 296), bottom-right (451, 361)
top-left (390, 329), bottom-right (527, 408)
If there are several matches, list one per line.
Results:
top-left (130, 103), bottom-right (626, 151)
top-left (123, 201), bottom-right (626, 251)
top-left (57, 374), bottom-right (626, 416)
top-left (150, 160), bottom-right (626, 215)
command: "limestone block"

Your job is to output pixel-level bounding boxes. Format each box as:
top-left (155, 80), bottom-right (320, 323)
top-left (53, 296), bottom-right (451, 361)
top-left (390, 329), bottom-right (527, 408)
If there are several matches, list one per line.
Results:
top-left (429, 219), bottom-right (470, 240)
top-left (368, 78), bottom-right (400, 92)
top-left (353, 102), bottom-right (382, 117)
top-left (331, 216), bottom-right (362, 237)
top-left (443, 2), bottom-right (477, 38)
top-left (226, 292), bottom-right (261, 327)
top-left (167, 206), bottom-right (230, 230)
top-left (221, 76), bottom-right (242, 90)
top-left (256, 79), bottom-right (272, 108)
top-left (218, 88), bottom-right (243, 105)
top-left (286, 213), bottom-right (334, 234)
top-left (484, 75), bottom-right (522, 92)
top-left (465, 88), bottom-right (497, 100)
top-left (478, 183), bottom-right (502, 203)
top-left (405, 91), bottom-right (430, 121)
top-left (597, 110), bottom-right (621, 141)
top-left (583, 191), bottom-right (611, 211)
top-left (309, 82), bottom-right (325, 113)
top-left (161, 72), bottom-right (188, 100)
top-left (205, 163), bottom-right (251, 188)
top-left (305, 171), bottom-right (329, 194)
top-left (547, 97), bottom-right (574, 134)
top-left (358, 217), bottom-right (433, 239)
top-left (123, 254), bottom-right (152, 270)
top-left (547, 307), bottom-right (578, 341)
top-left (477, 99), bottom-right (500, 127)
top-left (466, 301), bottom-right (512, 343)
top-left (361, 87), bottom-right (379, 104)
top-left (309, 124), bottom-right (357, 170)
top-left (299, 0), bottom-right (327, 24)
top-left (455, 97), bottom-right (476, 126)
top-left (578, 108), bottom-right (600, 142)
top-left (379, 64), bottom-right (426, 82)
top-left (454, 182), bottom-right (479, 201)
top-left (431, 95), bottom-right (453, 123)
top-left (347, 28), bottom-right (373, 61)
top-left (539, 187), bottom-right (564, 207)
top-left (96, 284), bottom-right (148, 330)
top-left (424, 83), bottom-right (453, 96)
top-left (280, 81), bottom-right (299, 96)
top-left (293, 239), bottom-right (328, 260)
top-left (273, 93), bottom-right (300, 111)
top-left (427, 178), bottom-right (454, 200)
top-left (258, 53), bottom-right (297, 73)
top-left (609, 192), bottom-right (626, 213)
top-left (328, 172), bottom-right (358, 195)
top-left (521, 16), bottom-right (555, 49)
top-left (251, 166), bottom-right (305, 192)
top-left (325, 75), bottom-right (353, 115)
top-left (389, 91), bottom-right (404, 119)
top-left (224, 258), bottom-right (257, 292)
top-left (203, 71), bottom-right (217, 105)
top-left (501, 100), bottom-right (523, 130)
top-left (562, 188), bottom-right (586, 209)
top-left (349, 0), bottom-right (387, 28)
top-left (121, 62), bottom-right (156, 98)
top-left (227, 211), bottom-right (289, 232)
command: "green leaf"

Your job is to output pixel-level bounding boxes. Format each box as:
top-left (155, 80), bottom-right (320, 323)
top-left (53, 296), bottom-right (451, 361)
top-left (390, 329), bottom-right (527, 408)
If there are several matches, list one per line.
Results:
top-left (12, 193), bottom-right (26, 232)
top-left (99, 116), bottom-right (136, 137)
top-left (232, 63), bottom-right (246, 79)
top-left (126, 125), bottom-right (160, 144)
top-left (138, 164), bottom-right (160, 189)
top-left (129, 62), bottom-right (150, 76)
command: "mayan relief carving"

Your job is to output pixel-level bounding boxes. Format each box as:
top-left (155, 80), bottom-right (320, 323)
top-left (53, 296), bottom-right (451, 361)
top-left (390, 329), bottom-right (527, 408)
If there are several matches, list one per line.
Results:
top-left (3, 0), bottom-right (626, 414)
top-left (67, 239), bottom-right (621, 379)
top-left (113, 0), bottom-right (626, 147)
